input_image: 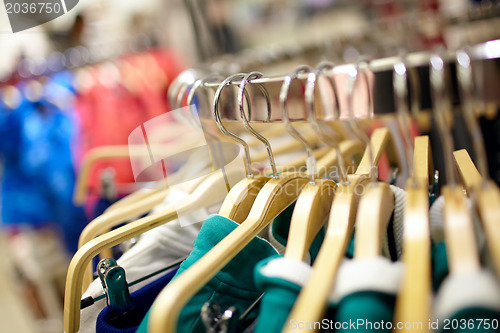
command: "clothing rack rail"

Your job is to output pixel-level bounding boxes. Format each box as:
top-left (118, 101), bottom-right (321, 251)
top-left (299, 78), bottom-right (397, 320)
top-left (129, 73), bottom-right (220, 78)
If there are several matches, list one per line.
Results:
top-left (196, 39), bottom-right (500, 122)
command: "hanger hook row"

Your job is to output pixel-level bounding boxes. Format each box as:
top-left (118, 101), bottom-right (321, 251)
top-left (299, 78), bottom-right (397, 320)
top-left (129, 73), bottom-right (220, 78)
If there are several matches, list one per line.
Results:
top-left (347, 60), bottom-right (376, 183)
top-left (214, 73), bottom-right (254, 177)
top-left (238, 72), bottom-right (278, 178)
top-left (280, 65), bottom-right (317, 183)
top-left (306, 61), bottom-right (349, 184)
top-left (430, 54), bottom-right (456, 188)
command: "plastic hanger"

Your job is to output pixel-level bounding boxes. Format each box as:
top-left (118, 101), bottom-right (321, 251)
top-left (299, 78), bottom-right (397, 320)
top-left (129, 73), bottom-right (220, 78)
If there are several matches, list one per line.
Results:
top-left (283, 65), bottom-right (339, 262)
top-left (392, 59), bottom-right (433, 331)
top-left (453, 49), bottom-right (500, 278)
top-left (148, 75), bottom-right (312, 333)
top-left (430, 54), bottom-right (480, 275)
top-left (284, 62), bottom-right (401, 331)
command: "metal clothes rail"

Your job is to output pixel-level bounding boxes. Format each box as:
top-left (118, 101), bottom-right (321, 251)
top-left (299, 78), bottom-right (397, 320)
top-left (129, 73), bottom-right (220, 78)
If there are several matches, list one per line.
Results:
top-left (196, 39), bottom-right (500, 122)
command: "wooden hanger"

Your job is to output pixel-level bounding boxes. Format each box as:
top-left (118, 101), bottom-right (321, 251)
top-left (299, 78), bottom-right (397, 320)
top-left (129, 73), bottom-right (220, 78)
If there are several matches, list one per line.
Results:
top-left (429, 54), bottom-right (480, 276)
top-left (454, 149), bottom-right (500, 278)
top-left (392, 54), bottom-right (433, 333)
top-left (284, 140), bottom-right (364, 261)
top-left (78, 75), bottom-right (229, 287)
top-left (218, 72), bottom-right (346, 223)
top-left (276, 67), bottom-right (337, 262)
top-left (78, 74), bottom-right (262, 278)
top-left (352, 61), bottom-right (400, 259)
top-left (148, 169), bottom-right (310, 333)
top-left (73, 133), bottom-right (202, 205)
top-left (453, 49), bottom-right (500, 278)
top-left (283, 61), bottom-right (402, 331)
top-left (80, 127), bottom-right (323, 259)
top-left (66, 72), bottom-right (312, 331)
top-left (353, 181), bottom-right (394, 258)
top-left (63, 155), bottom-right (247, 333)
top-left (453, 149), bottom-right (483, 193)
top-left (147, 70), bottom-right (339, 332)
top-left (283, 126), bottom-right (400, 332)
top-left (78, 176), bottom-right (209, 291)
top-left (394, 137), bottom-right (433, 331)
top-left (284, 66), bottom-right (358, 262)
top-left (77, 90), bottom-right (340, 290)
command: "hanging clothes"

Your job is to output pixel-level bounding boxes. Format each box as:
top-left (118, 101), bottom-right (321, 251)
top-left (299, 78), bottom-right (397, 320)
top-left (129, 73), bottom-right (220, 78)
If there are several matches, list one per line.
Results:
top-left (0, 81), bottom-right (87, 253)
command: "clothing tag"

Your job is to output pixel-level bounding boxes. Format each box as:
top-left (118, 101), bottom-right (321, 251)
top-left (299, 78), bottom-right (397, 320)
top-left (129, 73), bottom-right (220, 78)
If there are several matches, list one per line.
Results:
top-left (306, 156), bottom-right (317, 179)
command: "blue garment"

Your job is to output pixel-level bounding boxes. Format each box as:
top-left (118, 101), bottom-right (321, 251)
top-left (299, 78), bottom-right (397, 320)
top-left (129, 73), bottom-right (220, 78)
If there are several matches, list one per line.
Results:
top-left (0, 82), bottom-right (87, 253)
top-left (96, 267), bottom-right (179, 333)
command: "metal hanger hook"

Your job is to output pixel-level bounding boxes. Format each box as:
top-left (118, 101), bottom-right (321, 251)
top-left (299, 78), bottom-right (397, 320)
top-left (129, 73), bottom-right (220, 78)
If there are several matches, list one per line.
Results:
top-left (280, 65), bottom-right (317, 183)
top-left (306, 61), bottom-right (348, 184)
top-left (456, 49), bottom-right (490, 186)
top-left (347, 60), bottom-right (376, 183)
top-left (430, 54), bottom-right (456, 188)
top-left (186, 76), bottom-right (228, 172)
top-left (238, 72), bottom-right (278, 178)
top-left (214, 73), bottom-right (254, 177)
top-left (393, 58), bottom-right (417, 187)
top-left (169, 69), bottom-right (200, 109)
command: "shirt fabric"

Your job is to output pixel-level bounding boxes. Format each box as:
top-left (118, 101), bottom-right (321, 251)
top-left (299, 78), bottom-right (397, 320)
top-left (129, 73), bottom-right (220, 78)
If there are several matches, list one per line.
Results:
top-left (432, 241), bottom-right (449, 292)
top-left (96, 266), bottom-right (179, 333)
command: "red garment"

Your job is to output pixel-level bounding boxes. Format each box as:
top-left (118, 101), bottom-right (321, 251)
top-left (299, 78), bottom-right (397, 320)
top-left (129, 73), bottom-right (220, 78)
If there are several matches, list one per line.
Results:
top-left (74, 49), bottom-right (184, 207)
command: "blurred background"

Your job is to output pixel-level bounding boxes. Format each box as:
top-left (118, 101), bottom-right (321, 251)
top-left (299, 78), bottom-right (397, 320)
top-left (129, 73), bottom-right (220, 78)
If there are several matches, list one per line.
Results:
top-left (1, 0), bottom-right (500, 332)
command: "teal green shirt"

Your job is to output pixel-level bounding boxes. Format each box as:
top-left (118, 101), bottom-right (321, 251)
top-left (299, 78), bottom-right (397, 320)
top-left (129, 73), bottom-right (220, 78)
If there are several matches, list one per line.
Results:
top-left (331, 291), bottom-right (396, 333)
top-left (253, 255), bottom-right (310, 333)
top-left (137, 214), bottom-right (280, 333)
top-left (254, 256), bottom-right (403, 333)
top-left (432, 241), bottom-right (449, 292)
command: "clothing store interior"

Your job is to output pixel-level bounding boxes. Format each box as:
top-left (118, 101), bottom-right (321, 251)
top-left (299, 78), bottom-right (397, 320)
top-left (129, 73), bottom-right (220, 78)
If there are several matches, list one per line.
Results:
top-left (2, 0), bottom-right (500, 332)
